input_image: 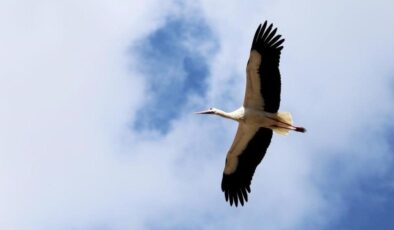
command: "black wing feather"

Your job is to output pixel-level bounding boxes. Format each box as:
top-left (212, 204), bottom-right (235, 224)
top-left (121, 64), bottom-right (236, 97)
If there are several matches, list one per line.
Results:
top-left (221, 128), bottom-right (273, 207)
top-left (250, 21), bottom-right (284, 113)
top-left (268, 34), bottom-right (282, 46)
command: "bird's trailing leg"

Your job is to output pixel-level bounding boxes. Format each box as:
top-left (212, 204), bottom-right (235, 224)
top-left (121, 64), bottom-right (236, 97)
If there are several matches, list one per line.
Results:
top-left (272, 123), bottom-right (306, 133)
top-left (267, 112), bottom-right (306, 134)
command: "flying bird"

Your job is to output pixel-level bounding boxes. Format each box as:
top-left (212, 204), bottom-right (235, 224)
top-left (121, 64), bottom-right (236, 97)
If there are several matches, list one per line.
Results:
top-left (196, 21), bottom-right (306, 207)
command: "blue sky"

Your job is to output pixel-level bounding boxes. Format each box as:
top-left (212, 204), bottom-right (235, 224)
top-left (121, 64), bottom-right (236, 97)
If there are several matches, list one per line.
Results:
top-left (0, 0), bottom-right (393, 229)
top-left (132, 16), bottom-right (215, 133)
top-left (334, 128), bottom-right (394, 230)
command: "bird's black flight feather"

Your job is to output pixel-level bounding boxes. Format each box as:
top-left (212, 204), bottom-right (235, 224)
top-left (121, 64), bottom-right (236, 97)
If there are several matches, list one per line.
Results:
top-left (251, 21), bottom-right (283, 113)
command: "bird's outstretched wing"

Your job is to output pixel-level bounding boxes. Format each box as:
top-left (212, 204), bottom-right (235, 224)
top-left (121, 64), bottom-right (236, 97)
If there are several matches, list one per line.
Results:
top-left (221, 124), bottom-right (273, 206)
top-left (244, 21), bottom-right (284, 113)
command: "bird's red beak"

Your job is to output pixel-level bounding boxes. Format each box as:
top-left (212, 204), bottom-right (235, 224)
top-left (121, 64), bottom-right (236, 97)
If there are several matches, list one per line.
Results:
top-left (194, 110), bottom-right (214, 114)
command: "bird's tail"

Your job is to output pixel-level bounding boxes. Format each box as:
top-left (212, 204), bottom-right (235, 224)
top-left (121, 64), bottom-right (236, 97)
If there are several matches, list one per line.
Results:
top-left (272, 112), bottom-right (293, 135)
top-left (276, 112), bottom-right (293, 124)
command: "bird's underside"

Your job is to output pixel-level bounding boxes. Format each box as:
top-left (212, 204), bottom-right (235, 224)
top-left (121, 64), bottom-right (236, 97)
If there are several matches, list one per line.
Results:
top-left (221, 21), bottom-right (293, 207)
top-left (196, 21), bottom-right (306, 207)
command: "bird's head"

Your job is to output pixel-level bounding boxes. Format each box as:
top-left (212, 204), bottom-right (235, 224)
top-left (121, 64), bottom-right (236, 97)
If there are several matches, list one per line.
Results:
top-left (194, 107), bottom-right (217, 115)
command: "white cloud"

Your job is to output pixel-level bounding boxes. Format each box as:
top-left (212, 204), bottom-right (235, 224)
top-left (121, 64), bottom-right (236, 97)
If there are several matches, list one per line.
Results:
top-left (0, 0), bottom-right (176, 229)
top-left (0, 0), bottom-right (393, 229)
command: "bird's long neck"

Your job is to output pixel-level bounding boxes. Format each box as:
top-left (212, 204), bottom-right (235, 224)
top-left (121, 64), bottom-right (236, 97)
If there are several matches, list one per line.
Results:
top-left (214, 109), bottom-right (238, 121)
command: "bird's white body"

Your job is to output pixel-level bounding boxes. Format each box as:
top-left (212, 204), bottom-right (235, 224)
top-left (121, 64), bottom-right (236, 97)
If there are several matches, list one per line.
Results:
top-left (196, 21), bottom-right (305, 207)
top-left (211, 107), bottom-right (293, 134)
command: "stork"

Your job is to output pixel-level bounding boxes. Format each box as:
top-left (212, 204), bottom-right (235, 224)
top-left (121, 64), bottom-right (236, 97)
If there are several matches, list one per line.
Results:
top-left (196, 21), bottom-right (306, 207)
